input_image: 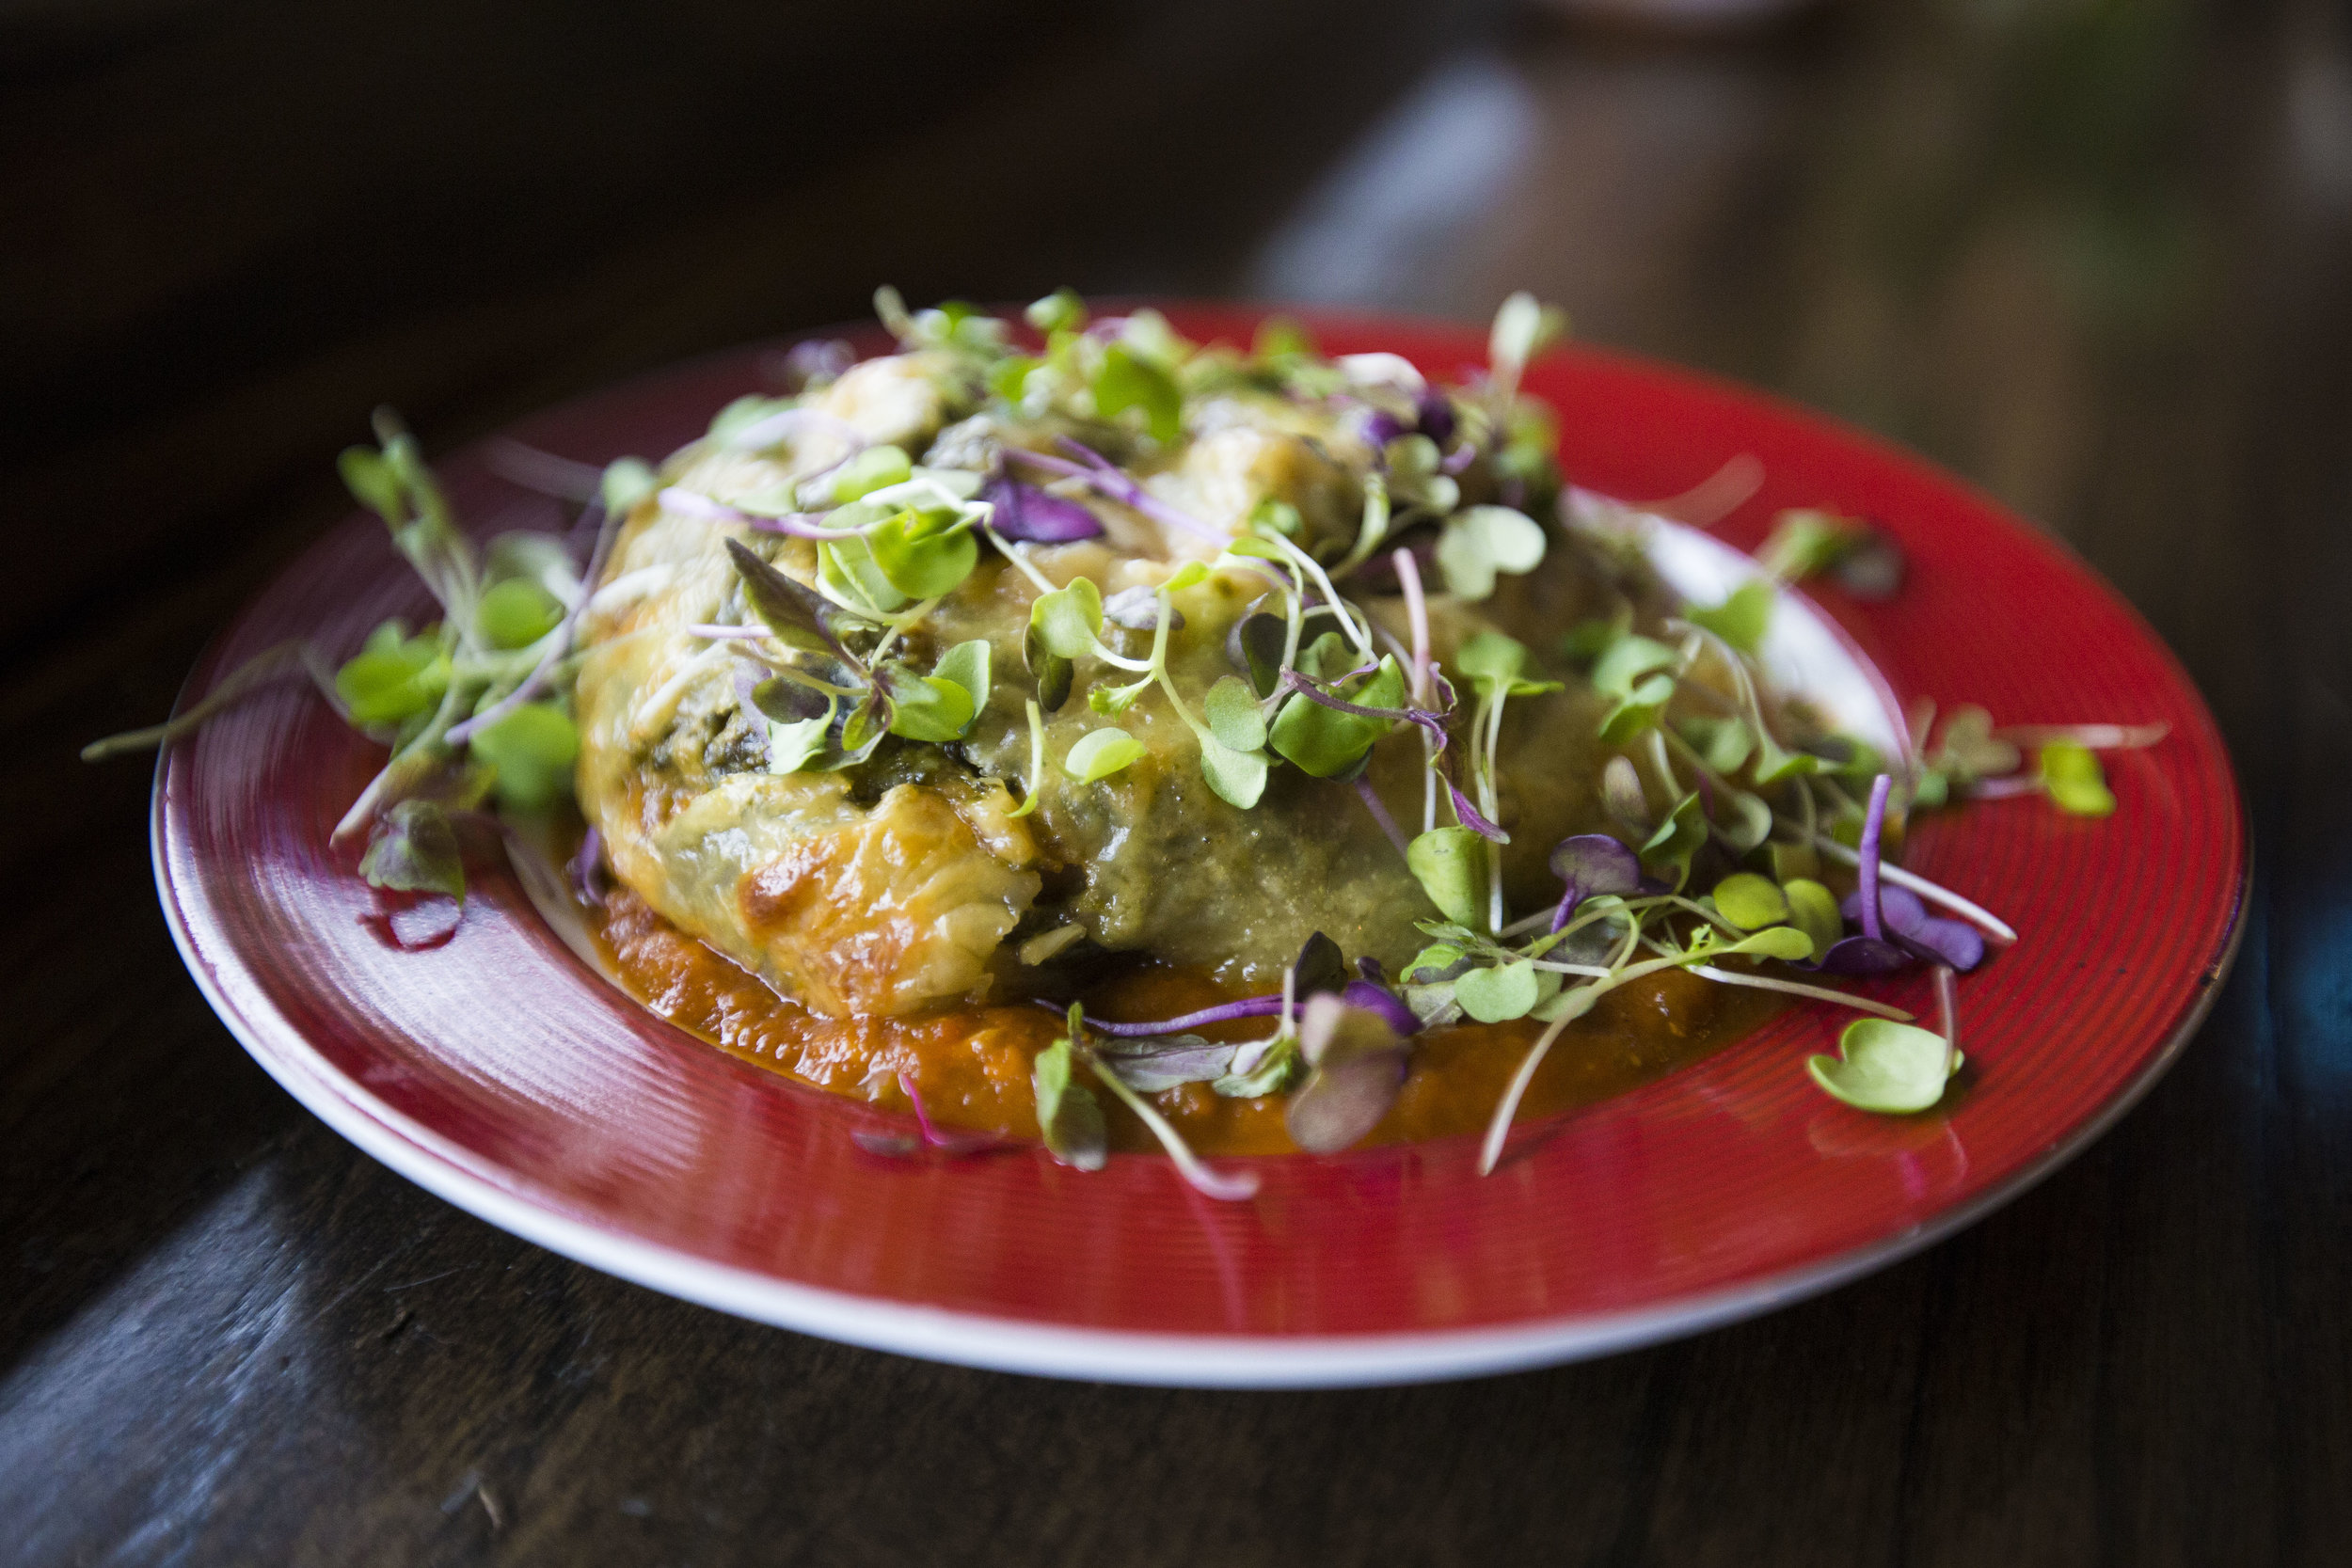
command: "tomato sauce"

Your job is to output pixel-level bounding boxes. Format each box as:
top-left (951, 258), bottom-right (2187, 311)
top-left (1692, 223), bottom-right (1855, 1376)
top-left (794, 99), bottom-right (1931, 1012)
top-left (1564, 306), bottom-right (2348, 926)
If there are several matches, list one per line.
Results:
top-left (596, 888), bottom-right (1784, 1155)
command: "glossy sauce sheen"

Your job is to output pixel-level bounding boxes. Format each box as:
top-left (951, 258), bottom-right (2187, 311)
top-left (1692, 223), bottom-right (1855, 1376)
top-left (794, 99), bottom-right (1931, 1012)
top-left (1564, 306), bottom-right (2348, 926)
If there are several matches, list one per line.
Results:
top-left (597, 890), bottom-right (1786, 1154)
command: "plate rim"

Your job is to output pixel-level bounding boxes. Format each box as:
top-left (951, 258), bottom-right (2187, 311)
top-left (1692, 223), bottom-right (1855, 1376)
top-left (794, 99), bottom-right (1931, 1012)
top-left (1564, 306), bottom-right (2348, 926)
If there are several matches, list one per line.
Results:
top-left (148, 305), bottom-right (2252, 1386)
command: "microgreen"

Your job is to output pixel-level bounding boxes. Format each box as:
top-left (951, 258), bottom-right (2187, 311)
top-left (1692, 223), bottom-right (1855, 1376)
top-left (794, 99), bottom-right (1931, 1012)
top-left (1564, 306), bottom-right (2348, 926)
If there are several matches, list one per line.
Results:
top-left (336, 622), bottom-right (451, 727)
top-left (1486, 291), bottom-right (1568, 409)
top-left (1284, 992), bottom-right (1410, 1153)
top-left (1549, 833), bottom-right (1640, 932)
top-left (359, 798), bottom-right (467, 901)
top-left (1093, 343), bottom-right (1184, 443)
top-left (1711, 872), bottom-right (1788, 930)
top-left (1032, 1015), bottom-right (1108, 1171)
top-left (1640, 792), bottom-right (1708, 891)
top-left (1434, 505), bottom-right (1547, 600)
top-left (1407, 826), bottom-right (1488, 928)
top-left (1807, 1018), bottom-right (1961, 1114)
top-left (825, 445), bottom-right (914, 505)
top-left (1783, 877), bottom-right (1843, 959)
top-left (981, 476), bottom-right (1104, 543)
top-left (866, 506), bottom-right (978, 599)
top-left (1269, 657), bottom-right (1407, 777)
top-left (1065, 727), bottom-right (1145, 782)
top-left (468, 702), bottom-right (580, 811)
top-left (1686, 579), bottom-right (1772, 656)
top-left (2041, 741), bottom-right (2116, 816)
top-left (478, 578), bottom-right (564, 651)
top-left (1454, 958), bottom-right (1552, 1023)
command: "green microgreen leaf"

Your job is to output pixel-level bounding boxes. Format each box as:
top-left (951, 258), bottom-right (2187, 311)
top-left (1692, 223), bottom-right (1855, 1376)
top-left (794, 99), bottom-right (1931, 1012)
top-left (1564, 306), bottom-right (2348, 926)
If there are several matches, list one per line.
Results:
top-left (1032, 1033), bottom-right (1107, 1170)
top-left (1204, 675), bottom-right (1266, 752)
top-left (885, 669), bottom-right (977, 743)
top-left (1212, 1033), bottom-right (1300, 1099)
top-left (1455, 958), bottom-right (1553, 1023)
top-left (1752, 732), bottom-right (1821, 787)
top-left (819, 532), bottom-right (911, 616)
top-left (599, 456), bottom-right (660, 516)
top-left (1094, 343), bottom-right (1184, 443)
top-left (1197, 734), bottom-right (1269, 809)
top-left (2041, 741), bottom-right (2116, 816)
top-left (933, 639), bottom-right (990, 716)
top-left (358, 798), bottom-right (466, 901)
top-left (1808, 1019), bottom-right (1961, 1114)
top-left (1598, 672), bottom-right (1676, 745)
top-left (1435, 505), bottom-right (1547, 600)
top-left (1030, 577), bottom-right (1104, 659)
top-left (1758, 508), bottom-right (1867, 581)
top-left (1488, 291), bottom-right (1568, 379)
top-left (1268, 657), bottom-right (1406, 777)
top-left (867, 506), bottom-right (977, 599)
top-left (336, 624), bottom-right (450, 727)
top-left (1718, 925), bottom-right (1816, 961)
top-left (1687, 579), bottom-right (1773, 656)
top-left (1065, 727), bottom-right (1145, 782)
top-left (1711, 872), bottom-right (1788, 930)
top-left (477, 577), bottom-right (564, 650)
top-left (828, 446), bottom-right (914, 506)
top-left (1720, 788), bottom-right (1776, 853)
top-left (988, 356), bottom-right (1041, 403)
top-left (1025, 287), bottom-right (1087, 334)
top-left (468, 702), bottom-right (580, 810)
top-left (1590, 635), bottom-right (1677, 699)
top-left (1784, 877), bottom-right (1842, 959)
top-left (1406, 826), bottom-right (1488, 927)
top-left (766, 693), bottom-right (836, 774)
top-left (1640, 792), bottom-right (1708, 892)
top-left (1679, 715), bottom-right (1755, 775)
top-left (1232, 611), bottom-right (1288, 698)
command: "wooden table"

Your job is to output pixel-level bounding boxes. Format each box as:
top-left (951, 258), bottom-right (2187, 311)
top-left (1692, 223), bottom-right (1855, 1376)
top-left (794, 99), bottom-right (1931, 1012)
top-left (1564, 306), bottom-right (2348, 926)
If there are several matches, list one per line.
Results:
top-left (6, 2), bottom-right (2346, 1560)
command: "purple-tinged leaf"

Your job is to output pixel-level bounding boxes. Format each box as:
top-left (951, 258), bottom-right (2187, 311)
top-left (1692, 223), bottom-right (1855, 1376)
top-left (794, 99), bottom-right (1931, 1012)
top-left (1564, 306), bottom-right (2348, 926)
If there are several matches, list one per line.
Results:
top-left (1415, 391), bottom-right (1457, 447)
top-left (1342, 977), bottom-right (1422, 1038)
top-left (1812, 935), bottom-right (1915, 975)
top-left (1842, 886), bottom-right (1986, 973)
top-left (1548, 832), bottom-right (1640, 932)
top-left (981, 476), bottom-right (1104, 543)
top-left (1285, 993), bottom-right (1410, 1153)
top-left (1096, 1036), bottom-right (1240, 1093)
top-left (1294, 931), bottom-right (1349, 997)
top-left (1448, 780), bottom-right (1509, 843)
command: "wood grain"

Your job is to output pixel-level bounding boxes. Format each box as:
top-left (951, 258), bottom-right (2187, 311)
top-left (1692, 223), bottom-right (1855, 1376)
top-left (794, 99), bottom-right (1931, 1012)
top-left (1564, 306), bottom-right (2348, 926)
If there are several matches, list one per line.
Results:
top-left (3, 0), bottom-right (2346, 1561)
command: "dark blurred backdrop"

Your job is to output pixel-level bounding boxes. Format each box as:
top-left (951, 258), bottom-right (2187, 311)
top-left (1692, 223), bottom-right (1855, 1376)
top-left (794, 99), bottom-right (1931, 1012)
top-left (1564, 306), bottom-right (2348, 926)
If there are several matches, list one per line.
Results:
top-left (6, 1), bottom-right (2350, 1563)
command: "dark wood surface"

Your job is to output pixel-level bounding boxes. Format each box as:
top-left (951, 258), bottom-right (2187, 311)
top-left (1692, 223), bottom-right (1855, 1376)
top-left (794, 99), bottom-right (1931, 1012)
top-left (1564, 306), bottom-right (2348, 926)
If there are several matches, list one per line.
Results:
top-left (5, 1), bottom-right (2347, 1561)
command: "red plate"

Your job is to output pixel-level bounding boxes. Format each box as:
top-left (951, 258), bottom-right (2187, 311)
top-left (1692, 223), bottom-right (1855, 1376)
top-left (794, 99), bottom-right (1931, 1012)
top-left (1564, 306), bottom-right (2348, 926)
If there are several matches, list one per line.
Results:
top-left (152, 308), bottom-right (2246, 1386)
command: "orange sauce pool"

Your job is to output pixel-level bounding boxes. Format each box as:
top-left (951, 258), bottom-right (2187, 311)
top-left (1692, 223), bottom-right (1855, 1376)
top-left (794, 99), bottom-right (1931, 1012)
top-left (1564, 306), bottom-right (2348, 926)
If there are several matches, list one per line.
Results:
top-left (595, 889), bottom-right (1786, 1154)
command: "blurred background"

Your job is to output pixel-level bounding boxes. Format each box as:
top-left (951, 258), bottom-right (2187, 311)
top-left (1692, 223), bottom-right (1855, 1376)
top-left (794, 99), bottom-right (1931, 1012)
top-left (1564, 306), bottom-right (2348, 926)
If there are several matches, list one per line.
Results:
top-left (6, 0), bottom-right (2350, 1561)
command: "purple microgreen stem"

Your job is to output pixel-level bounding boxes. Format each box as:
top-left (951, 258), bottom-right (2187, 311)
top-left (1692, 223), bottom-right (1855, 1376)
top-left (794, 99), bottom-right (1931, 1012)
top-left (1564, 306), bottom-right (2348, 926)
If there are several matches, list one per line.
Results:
top-left (1806, 831), bottom-right (2017, 943)
top-left (1009, 442), bottom-right (1223, 544)
top-left (1856, 773), bottom-right (1893, 942)
top-left (1082, 996), bottom-right (1288, 1037)
top-left (1354, 775), bottom-right (1411, 858)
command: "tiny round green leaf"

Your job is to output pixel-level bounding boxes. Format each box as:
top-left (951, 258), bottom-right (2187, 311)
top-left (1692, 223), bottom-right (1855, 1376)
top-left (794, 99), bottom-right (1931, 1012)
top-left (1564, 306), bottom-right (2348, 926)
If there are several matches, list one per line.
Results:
top-left (1064, 727), bottom-right (1146, 783)
top-left (1808, 1019), bottom-right (1960, 1114)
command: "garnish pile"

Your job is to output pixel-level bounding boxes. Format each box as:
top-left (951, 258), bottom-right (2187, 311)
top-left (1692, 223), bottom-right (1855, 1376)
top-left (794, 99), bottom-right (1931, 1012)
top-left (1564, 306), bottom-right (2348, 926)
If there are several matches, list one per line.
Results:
top-left (90, 289), bottom-right (2163, 1200)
